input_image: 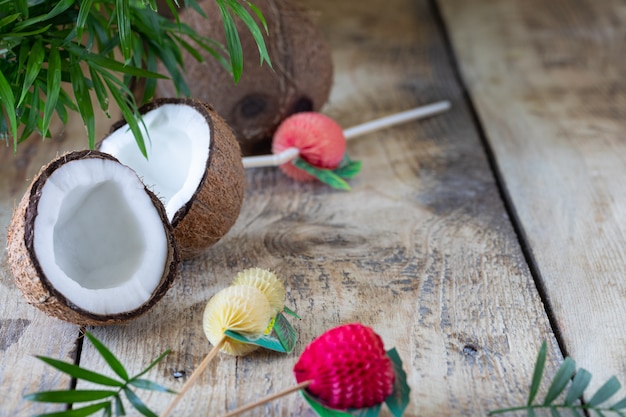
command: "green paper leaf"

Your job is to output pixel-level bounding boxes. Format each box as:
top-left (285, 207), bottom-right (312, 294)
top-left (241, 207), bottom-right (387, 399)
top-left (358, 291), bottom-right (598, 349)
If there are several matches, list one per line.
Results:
top-left (292, 158), bottom-right (351, 190)
top-left (528, 342), bottom-right (547, 406)
top-left (31, 402), bottom-right (110, 417)
top-left (588, 376), bottom-right (621, 407)
top-left (35, 356), bottom-right (124, 387)
top-left (351, 404), bottom-right (382, 416)
top-left (85, 332), bottom-right (129, 382)
top-left (25, 389), bottom-right (117, 403)
top-left (334, 155), bottom-right (362, 180)
top-left (385, 348), bottom-right (410, 417)
top-left (224, 330), bottom-right (287, 353)
top-left (564, 368), bottom-right (591, 405)
top-left (300, 390), bottom-right (353, 417)
top-left (549, 406), bottom-right (560, 417)
top-left (283, 305), bottom-right (301, 319)
top-left (543, 357), bottom-right (576, 405)
top-left (273, 313), bottom-right (298, 353)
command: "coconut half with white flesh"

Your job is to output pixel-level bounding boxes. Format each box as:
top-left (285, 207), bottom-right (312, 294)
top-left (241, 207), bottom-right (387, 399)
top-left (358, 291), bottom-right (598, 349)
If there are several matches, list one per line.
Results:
top-left (99, 98), bottom-right (246, 260)
top-left (6, 150), bottom-right (179, 325)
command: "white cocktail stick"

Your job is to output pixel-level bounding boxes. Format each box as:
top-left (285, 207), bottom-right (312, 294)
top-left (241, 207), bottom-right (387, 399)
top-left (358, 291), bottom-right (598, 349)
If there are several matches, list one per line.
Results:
top-left (343, 100), bottom-right (450, 139)
top-left (241, 100), bottom-right (451, 169)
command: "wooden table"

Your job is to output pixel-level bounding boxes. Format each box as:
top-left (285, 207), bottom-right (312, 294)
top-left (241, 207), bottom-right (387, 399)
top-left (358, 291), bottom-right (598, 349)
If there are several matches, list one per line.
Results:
top-left (2, 0), bottom-right (625, 415)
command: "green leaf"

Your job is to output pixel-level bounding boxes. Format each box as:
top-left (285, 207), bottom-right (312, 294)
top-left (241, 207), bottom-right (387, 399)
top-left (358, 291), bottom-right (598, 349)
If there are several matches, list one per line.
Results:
top-left (0, 13), bottom-right (20, 30)
top-left (224, 329), bottom-right (287, 353)
top-left (273, 313), bottom-right (298, 353)
top-left (25, 389), bottom-right (117, 403)
top-left (224, 0), bottom-right (270, 66)
top-left (543, 357), bottom-right (576, 405)
top-left (528, 342), bottom-right (547, 406)
top-left (216, 0), bottom-right (243, 82)
top-left (102, 74), bottom-right (148, 158)
top-left (611, 397), bottom-right (626, 410)
top-left (89, 66), bottom-right (110, 117)
top-left (587, 376), bottom-right (621, 407)
top-left (35, 356), bottom-right (124, 387)
top-left (18, 39), bottom-right (44, 107)
top-left (76, 0), bottom-right (95, 40)
top-left (385, 348), bottom-right (411, 417)
top-left (0, 69), bottom-right (17, 151)
top-left (42, 46), bottom-right (61, 139)
top-left (31, 402), bottom-right (110, 417)
top-left (70, 56), bottom-right (96, 149)
top-left (129, 378), bottom-right (176, 394)
top-left (123, 387), bottom-right (158, 417)
top-left (300, 390), bottom-right (353, 417)
top-left (549, 406), bottom-right (560, 417)
top-left (116, 0), bottom-right (132, 63)
top-left (292, 158), bottom-right (352, 190)
top-left (85, 332), bottom-right (129, 382)
top-left (114, 394), bottom-right (126, 416)
top-left (132, 349), bottom-right (171, 380)
top-left (65, 43), bottom-right (167, 79)
top-left (13, 0), bottom-right (74, 30)
top-left (564, 368), bottom-right (591, 405)
top-left (245, 1), bottom-right (268, 33)
top-left (283, 305), bottom-right (301, 319)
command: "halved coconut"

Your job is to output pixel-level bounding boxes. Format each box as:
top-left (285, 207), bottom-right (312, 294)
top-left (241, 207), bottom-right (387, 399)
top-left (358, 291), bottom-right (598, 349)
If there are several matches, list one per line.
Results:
top-left (6, 150), bottom-right (179, 325)
top-left (99, 98), bottom-right (245, 260)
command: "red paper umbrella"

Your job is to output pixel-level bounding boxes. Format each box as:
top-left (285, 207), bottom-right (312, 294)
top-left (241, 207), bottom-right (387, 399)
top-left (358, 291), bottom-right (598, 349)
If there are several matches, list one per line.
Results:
top-left (221, 323), bottom-right (410, 417)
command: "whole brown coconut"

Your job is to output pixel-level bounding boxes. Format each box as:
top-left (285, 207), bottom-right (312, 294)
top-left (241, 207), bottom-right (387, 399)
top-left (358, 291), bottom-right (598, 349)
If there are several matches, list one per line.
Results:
top-left (156, 0), bottom-right (334, 155)
top-left (99, 98), bottom-right (245, 260)
top-left (6, 150), bottom-right (179, 325)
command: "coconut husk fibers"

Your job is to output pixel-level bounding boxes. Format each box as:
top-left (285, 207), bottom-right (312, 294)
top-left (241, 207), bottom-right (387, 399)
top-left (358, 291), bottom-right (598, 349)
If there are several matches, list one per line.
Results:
top-left (6, 150), bottom-right (180, 326)
top-left (105, 98), bottom-right (246, 260)
top-left (156, 0), bottom-right (334, 155)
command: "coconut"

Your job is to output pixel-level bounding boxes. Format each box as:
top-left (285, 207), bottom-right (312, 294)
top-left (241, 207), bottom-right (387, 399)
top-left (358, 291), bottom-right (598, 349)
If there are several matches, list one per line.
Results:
top-left (99, 98), bottom-right (245, 260)
top-left (156, 0), bottom-right (334, 155)
top-left (6, 150), bottom-right (179, 325)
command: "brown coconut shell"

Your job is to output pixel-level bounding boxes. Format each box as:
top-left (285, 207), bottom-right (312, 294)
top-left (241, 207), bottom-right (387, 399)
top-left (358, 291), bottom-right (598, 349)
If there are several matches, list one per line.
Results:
top-left (103, 98), bottom-right (246, 260)
top-left (6, 150), bottom-right (180, 326)
top-left (156, 0), bottom-right (334, 155)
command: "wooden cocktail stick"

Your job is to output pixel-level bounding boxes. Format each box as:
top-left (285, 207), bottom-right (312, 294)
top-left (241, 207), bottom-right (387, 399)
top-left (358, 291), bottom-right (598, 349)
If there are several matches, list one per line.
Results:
top-left (241, 100), bottom-right (451, 169)
top-left (159, 337), bottom-right (226, 417)
top-left (220, 380), bottom-right (312, 417)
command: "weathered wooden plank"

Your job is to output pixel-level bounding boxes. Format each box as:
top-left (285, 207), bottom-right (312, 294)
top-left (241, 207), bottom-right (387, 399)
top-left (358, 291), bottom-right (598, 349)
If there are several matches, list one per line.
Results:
top-left (439, 0), bottom-right (626, 399)
top-left (72, 1), bottom-right (561, 416)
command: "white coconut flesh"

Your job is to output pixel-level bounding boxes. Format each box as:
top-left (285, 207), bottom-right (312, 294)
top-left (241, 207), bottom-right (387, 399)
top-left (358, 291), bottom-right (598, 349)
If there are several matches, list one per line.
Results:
top-left (99, 103), bottom-right (211, 221)
top-left (33, 158), bottom-right (168, 315)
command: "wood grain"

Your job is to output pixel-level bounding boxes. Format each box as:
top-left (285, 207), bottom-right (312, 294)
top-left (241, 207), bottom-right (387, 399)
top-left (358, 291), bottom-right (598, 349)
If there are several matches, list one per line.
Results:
top-left (439, 0), bottom-right (626, 399)
top-left (74, 0), bottom-right (560, 416)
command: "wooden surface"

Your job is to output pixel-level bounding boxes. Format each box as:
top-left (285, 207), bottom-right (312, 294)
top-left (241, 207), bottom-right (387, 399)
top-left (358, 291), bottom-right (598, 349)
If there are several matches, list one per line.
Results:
top-left (3, 0), bottom-right (623, 415)
top-left (439, 0), bottom-right (626, 398)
